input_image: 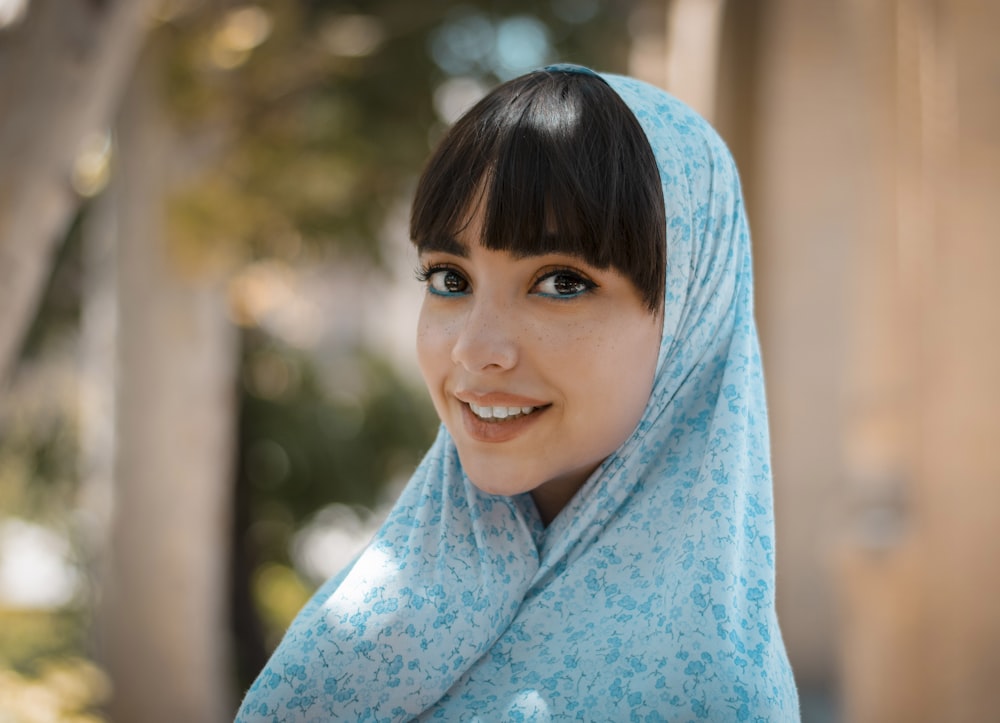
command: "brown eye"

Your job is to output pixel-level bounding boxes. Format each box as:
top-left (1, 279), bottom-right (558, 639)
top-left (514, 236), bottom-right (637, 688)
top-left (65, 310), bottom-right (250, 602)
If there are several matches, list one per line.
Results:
top-left (534, 271), bottom-right (595, 298)
top-left (427, 268), bottom-right (469, 295)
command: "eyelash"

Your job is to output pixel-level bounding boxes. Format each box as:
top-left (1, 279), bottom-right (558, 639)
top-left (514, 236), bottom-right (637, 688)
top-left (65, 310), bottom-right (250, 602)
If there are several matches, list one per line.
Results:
top-left (415, 263), bottom-right (469, 296)
top-left (415, 264), bottom-right (597, 299)
top-left (533, 269), bottom-right (597, 298)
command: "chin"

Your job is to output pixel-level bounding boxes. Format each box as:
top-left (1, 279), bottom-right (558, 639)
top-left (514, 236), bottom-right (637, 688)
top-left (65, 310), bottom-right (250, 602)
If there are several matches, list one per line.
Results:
top-left (462, 465), bottom-right (532, 498)
top-left (465, 474), bottom-right (521, 497)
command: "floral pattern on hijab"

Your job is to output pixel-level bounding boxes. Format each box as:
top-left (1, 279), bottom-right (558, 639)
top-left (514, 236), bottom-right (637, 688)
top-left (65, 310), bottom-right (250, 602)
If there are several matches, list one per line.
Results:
top-left (236, 69), bottom-right (800, 722)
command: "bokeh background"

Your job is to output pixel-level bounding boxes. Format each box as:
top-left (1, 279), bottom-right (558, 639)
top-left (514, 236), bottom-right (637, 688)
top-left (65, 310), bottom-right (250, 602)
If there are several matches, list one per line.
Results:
top-left (1, 1), bottom-right (997, 721)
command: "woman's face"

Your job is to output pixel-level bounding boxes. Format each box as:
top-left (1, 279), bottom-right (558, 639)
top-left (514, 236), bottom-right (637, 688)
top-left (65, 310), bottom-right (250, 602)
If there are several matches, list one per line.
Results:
top-left (416, 202), bottom-right (662, 524)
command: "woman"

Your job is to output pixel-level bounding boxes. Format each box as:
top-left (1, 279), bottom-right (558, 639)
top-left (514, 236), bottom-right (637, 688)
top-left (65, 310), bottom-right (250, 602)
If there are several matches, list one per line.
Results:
top-left (237, 65), bottom-right (800, 721)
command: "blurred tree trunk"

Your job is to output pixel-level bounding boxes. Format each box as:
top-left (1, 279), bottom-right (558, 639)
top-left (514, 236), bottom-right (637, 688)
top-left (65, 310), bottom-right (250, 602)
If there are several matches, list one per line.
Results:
top-left (94, 37), bottom-right (239, 723)
top-left (0, 0), bottom-right (155, 386)
top-left (78, 149), bottom-right (119, 626)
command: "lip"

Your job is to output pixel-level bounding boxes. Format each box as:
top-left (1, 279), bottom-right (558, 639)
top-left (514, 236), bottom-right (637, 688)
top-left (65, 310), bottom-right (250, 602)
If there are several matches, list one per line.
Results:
top-left (455, 390), bottom-right (550, 407)
top-left (459, 401), bottom-right (548, 443)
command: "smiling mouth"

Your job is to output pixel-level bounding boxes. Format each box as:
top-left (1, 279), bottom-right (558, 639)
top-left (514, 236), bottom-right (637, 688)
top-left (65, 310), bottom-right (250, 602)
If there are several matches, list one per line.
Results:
top-left (467, 402), bottom-right (543, 421)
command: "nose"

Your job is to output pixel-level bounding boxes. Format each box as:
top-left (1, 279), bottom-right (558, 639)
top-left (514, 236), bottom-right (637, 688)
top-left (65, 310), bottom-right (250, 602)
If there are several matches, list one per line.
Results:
top-left (450, 297), bottom-right (518, 372)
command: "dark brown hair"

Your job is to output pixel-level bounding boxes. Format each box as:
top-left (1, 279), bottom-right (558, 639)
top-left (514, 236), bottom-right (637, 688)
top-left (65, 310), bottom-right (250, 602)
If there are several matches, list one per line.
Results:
top-left (409, 68), bottom-right (666, 312)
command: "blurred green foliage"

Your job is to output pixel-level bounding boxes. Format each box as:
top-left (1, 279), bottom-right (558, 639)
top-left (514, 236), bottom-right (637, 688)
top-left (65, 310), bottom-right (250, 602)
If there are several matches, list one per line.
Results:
top-left (0, 609), bottom-right (88, 675)
top-left (0, 609), bottom-right (107, 722)
top-left (0, 217), bottom-right (83, 549)
top-left (160, 0), bottom-right (632, 266)
top-left (239, 332), bottom-right (438, 566)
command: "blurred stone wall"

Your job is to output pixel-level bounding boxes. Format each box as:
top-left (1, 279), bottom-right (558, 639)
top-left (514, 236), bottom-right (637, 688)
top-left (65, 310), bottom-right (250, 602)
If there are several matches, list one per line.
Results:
top-left (719, 0), bottom-right (1000, 720)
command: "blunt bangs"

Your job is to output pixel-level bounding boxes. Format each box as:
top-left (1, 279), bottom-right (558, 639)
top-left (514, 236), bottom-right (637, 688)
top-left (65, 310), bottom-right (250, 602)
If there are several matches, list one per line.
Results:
top-left (410, 69), bottom-right (666, 312)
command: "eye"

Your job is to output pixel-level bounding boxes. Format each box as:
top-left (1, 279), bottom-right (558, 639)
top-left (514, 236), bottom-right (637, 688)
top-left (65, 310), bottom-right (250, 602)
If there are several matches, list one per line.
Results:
top-left (418, 265), bottom-right (470, 296)
top-left (533, 270), bottom-right (595, 298)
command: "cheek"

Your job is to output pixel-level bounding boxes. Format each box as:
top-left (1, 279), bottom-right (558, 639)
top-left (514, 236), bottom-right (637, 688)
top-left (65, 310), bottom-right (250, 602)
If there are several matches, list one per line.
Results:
top-left (627, 317), bottom-right (661, 389)
top-left (627, 323), bottom-right (661, 415)
top-left (415, 313), bottom-right (438, 382)
top-left (416, 307), bottom-right (455, 390)
top-left (591, 318), bottom-right (661, 429)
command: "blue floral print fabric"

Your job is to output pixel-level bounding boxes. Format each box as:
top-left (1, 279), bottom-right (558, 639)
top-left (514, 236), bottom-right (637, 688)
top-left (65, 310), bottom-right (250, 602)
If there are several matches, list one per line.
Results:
top-left (236, 71), bottom-right (800, 722)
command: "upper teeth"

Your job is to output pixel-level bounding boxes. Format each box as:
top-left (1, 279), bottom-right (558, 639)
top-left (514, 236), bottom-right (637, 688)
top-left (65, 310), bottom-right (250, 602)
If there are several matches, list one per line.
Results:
top-left (469, 403), bottom-right (537, 420)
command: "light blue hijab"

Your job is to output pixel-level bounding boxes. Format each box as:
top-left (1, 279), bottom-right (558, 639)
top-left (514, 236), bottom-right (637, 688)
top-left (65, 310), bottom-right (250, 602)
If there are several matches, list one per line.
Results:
top-left (237, 68), bottom-right (800, 722)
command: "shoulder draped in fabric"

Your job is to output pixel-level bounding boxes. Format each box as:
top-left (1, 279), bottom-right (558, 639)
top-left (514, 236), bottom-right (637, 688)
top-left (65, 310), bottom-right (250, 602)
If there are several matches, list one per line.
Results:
top-left (236, 71), bottom-right (801, 722)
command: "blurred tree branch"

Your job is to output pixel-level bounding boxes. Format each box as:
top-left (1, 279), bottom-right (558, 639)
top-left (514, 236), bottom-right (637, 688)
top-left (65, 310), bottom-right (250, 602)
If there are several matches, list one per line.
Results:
top-left (0, 0), bottom-right (157, 387)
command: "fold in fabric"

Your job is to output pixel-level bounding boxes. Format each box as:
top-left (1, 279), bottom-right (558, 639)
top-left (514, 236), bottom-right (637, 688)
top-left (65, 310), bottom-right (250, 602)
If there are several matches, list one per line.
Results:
top-left (236, 71), bottom-right (800, 722)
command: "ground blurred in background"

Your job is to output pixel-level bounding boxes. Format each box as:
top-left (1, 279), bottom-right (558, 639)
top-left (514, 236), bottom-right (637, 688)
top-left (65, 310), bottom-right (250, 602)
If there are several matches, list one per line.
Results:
top-left (0, 1), bottom-right (997, 722)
